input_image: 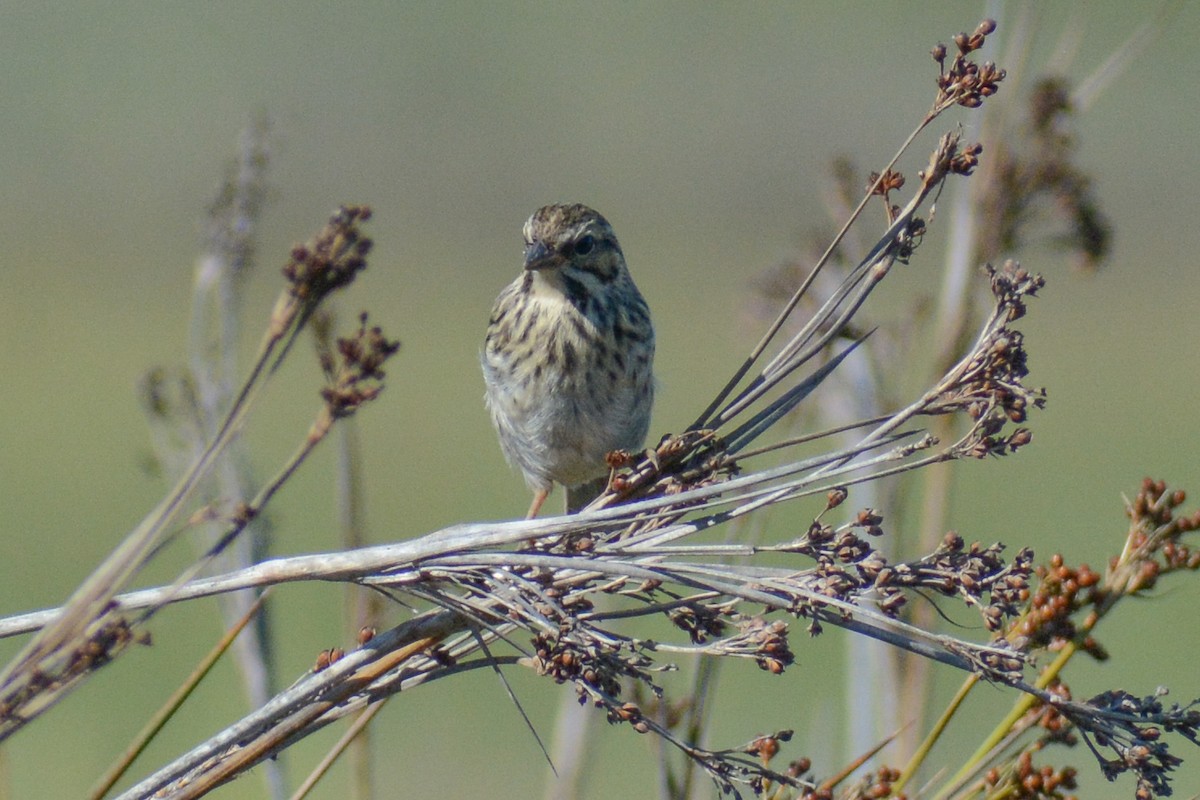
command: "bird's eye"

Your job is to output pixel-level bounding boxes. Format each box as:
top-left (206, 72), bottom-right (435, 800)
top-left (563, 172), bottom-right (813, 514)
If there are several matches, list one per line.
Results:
top-left (573, 234), bottom-right (595, 256)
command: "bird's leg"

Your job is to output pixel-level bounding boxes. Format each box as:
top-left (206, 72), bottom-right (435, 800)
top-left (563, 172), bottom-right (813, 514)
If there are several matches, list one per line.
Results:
top-left (525, 487), bottom-right (551, 519)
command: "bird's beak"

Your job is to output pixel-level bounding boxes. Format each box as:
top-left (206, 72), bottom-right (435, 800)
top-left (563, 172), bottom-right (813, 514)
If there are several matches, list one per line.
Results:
top-left (523, 240), bottom-right (561, 271)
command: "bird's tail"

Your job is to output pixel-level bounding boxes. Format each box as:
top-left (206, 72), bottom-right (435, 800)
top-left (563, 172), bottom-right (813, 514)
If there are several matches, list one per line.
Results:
top-left (565, 474), bottom-right (609, 514)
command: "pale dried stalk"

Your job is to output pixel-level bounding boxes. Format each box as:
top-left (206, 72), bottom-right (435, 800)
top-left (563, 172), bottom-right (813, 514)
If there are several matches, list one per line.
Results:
top-left (0, 206), bottom-right (376, 741)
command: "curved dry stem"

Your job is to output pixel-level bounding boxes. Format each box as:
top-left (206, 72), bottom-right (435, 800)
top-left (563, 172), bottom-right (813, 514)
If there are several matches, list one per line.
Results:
top-left (0, 206), bottom-right (377, 742)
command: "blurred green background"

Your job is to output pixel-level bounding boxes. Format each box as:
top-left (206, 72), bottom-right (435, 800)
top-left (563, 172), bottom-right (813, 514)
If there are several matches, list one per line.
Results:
top-left (1, 3), bottom-right (1198, 798)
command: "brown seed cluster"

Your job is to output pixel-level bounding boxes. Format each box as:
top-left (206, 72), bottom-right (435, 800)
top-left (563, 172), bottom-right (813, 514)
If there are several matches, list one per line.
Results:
top-left (1077, 688), bottom-right (1199, 798)
top-left (990, 260), bottom-right (1044, 323)
top-left (1118, 478), bottom-right (1200, 591)
top-left (874, 532), bottom-right (1034, 640)
top-left (1022, 680), bottom-right (1078, 745)
top-left (312, 647), bottom-right (345, 672)
top-left (788, 517), bottom-right (891, 622)
top-left (788, 510), bottom-right (1031, 638)
top-left (667, 603), bottom-right (727, 644)
top-left (609, 701), bottom-right (651, 734)
top-left (739, 618), bottom-right (794, 675)
top-left (927, 261), bottom-right (1046, 459)
top-left (741, 730), bottom-right (803, 794)
top-left (825, 487), bottom-right (848, 510)
top-left (993, 481), bottom-right (1200, 798)
top-left (867, 169), bottom-right (905, 206)
top-left (604, 448), bottom-right (638, 470)
top-left (784, 764), bottom-right (901, 800)
top-left (530, 631), bottom-right (621, 702)
top-left (1017, 554), bottom-right (1104, 657)
top-left (747, 732), bottom-right (784, 763)
top-left (948, 141), bottom-right (984, 176)
top-left (849, 765), bottom-right (902, 800)
top-left (595, 428), bottom-right (730, 525)
top-left (985, 750), bottom-right (1078, 799)
top-left (319, 312), bottom-right (401, 419)
top-left (281, 205), bottom-right (373, 302)
top-left (1012, 479), bottom-right (1200, 662)
top-left (931, 19), bottom-right (1005, 110)
top-left (0, 608), bottom-right (150, 726)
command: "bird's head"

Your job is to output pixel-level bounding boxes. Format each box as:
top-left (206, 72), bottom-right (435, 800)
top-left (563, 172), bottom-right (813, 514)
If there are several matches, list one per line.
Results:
top-left (522, 204), bottom-right (627, 285)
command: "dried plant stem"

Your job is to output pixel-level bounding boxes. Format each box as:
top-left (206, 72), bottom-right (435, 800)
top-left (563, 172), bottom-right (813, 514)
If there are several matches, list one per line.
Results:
top-left (0, 206), bottom-right (377, 742)
top-left (26, 23), bottom-right (1170, 798)
top-left (87, 592), bottom-right (269, 800)
top-left (939, 478), bottom-right (1200, 797)
top-left (691, 113), bottom-right (938, 432)
top-left (543, 690), bottom-right (595, 800)
top-left (677, 654), bottom-right (721, 800)
top-left (139, 402), bottom-right (352, 639)
top-left (818, 735), bottom-right (897, 794)
top-left (1071, 1), bottom-right (1180, 113)
top-left (289, 699), bottom-right (388, 800)
top-left (944, 616), bottom-right (1080, 795)
top-left (0, 322), bottom-right (280, 725)
top-left (116, 612), bottom-right (461, 800)
top-left (333, 416), bottom-right (381, 800)
top-left (893, 671), bottom-right (977, 795)
top-left (178, 635), bottom-right (442, 800)
top-left (182, 121), bottom-right (279, 800)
